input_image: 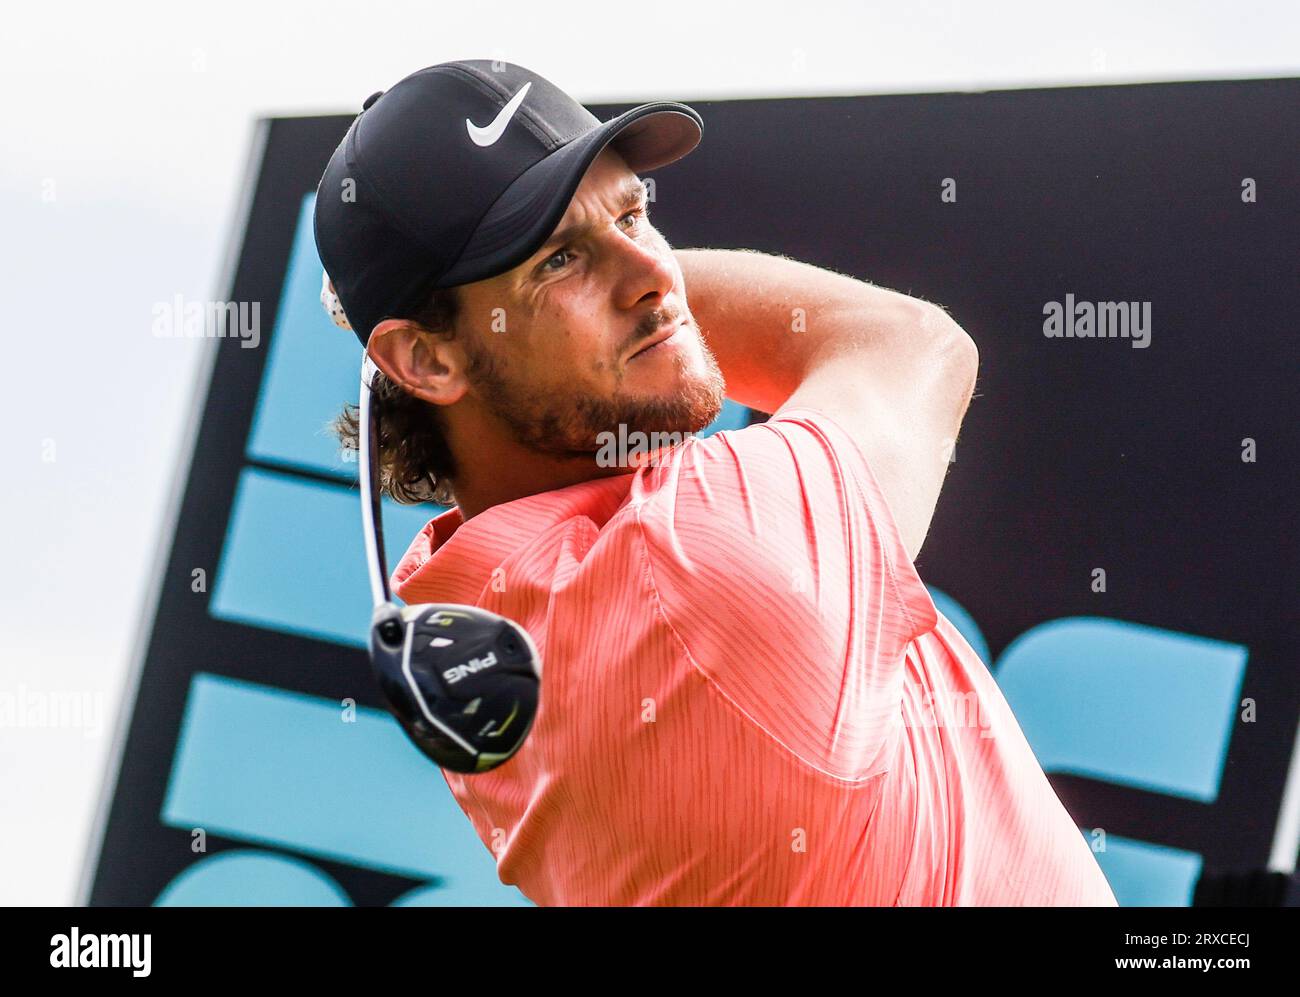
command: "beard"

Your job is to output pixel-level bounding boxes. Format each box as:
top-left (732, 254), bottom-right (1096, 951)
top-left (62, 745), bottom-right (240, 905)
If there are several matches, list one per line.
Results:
top-left (462, 324), bottom-right (727, 459)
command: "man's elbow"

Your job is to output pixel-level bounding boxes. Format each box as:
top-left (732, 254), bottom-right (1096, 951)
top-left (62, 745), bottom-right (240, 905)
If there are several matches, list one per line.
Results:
top-left (923, 301), bottom-right (976, 355)
top-left (926, 306), bottom-right (979, 423)
top-left (948, 322), bottom-right (980, 397)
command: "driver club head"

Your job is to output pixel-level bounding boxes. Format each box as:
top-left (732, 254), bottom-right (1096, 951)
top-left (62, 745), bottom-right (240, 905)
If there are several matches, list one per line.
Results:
top-left (369, 602), bottom-right (541, 774)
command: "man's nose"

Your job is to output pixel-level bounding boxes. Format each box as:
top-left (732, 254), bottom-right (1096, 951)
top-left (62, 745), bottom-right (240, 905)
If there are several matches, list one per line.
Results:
top-left (610, 232), bottom-right (676, 310)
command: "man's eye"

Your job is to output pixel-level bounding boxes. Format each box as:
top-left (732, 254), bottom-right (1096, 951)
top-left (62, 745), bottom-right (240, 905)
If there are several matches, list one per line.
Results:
top-left (540, 249), bottom-right (572, 273)
top-left (539, 209), bottom-right (647, 274)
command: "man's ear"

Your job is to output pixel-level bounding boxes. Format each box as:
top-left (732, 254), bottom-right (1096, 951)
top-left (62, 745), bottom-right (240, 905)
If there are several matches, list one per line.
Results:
top-left (366, 319), bottom-right (469, 406)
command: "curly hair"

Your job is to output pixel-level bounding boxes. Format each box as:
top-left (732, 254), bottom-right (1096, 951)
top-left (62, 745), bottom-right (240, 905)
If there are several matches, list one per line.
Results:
top-left (332, 284), bottom-right (463, 507)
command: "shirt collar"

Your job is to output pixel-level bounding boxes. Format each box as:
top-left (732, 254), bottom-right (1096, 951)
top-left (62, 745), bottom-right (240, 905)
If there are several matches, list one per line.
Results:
top-left (390, 473), bottom-right (638, 606)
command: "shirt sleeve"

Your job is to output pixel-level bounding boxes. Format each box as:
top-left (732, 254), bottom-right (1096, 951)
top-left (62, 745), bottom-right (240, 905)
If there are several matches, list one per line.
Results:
top-left (632, 405), bottom-right (938, 782)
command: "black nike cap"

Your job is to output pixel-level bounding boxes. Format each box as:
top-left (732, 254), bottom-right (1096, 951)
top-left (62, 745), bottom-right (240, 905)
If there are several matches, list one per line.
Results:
top-left (312, 59), bottom-right (704, 348)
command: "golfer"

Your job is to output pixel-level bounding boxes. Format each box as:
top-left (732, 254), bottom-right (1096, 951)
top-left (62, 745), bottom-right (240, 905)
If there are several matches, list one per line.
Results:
top-left (313, 59), bottom-right (1118, 906)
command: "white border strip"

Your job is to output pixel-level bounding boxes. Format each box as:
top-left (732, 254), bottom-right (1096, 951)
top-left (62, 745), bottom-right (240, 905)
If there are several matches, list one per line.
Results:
top-left (1268, 717), bottom-right (1300, 873)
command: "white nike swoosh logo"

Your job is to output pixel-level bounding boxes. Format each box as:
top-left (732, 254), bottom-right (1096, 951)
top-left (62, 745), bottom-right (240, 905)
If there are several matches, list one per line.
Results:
top-left (466, 81), bottom-right (532, 147)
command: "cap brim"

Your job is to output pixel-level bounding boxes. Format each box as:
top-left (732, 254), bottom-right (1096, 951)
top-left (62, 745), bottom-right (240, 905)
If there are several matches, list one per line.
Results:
top-left (437, 101), bottom-right (702, 288)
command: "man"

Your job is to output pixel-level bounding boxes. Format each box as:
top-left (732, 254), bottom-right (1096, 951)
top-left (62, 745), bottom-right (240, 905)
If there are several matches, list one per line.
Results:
top-left (314, 59), bottom-right (1118, 906)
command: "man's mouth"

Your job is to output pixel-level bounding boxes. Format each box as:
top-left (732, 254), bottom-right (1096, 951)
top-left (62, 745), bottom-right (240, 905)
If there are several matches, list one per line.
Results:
top-left (628, 319), bottom-right (684, 361)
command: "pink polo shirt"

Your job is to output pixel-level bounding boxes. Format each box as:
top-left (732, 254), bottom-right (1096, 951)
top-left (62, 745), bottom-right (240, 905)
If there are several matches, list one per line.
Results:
top-left (391, 407), bottom-right (1118, 906)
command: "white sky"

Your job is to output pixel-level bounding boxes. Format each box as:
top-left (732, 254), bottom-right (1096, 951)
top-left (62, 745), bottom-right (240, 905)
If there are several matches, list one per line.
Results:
top-left (3, 0), bottom-right (1296, 905)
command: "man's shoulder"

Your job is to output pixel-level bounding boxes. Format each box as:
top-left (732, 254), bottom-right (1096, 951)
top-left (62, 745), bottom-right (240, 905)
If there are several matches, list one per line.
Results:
top-left (625, 408), bottom-right (867, 542)
top-left (620, 418), bottom-right (848, 599)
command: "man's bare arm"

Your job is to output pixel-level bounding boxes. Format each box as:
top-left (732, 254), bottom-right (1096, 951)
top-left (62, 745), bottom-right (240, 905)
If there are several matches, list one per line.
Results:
top-left (675, 247), bottom-right (978, 560)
